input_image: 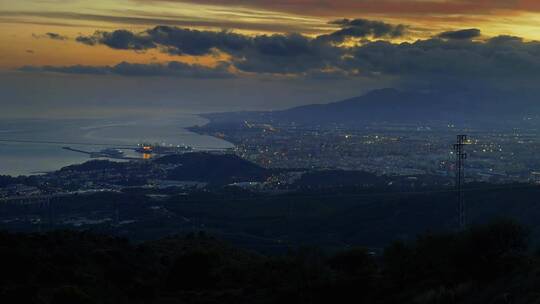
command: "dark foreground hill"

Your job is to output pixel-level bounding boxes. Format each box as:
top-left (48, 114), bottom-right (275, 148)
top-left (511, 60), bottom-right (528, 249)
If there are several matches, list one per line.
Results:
top-left (1, 220), bottom-right (538, 304)
top-left (156, 152), bottom-right (271, 184)
top-left (56, 152), bottom-right (271, 186)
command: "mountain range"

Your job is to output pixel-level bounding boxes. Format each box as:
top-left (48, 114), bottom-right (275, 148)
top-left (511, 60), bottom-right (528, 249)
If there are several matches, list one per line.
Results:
top-left (203, 87), bottom-right (540, 128)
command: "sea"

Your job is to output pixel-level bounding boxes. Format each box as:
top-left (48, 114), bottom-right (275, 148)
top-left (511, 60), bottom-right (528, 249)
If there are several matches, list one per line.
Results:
top-left (0, 114), bottom-right (233, 176)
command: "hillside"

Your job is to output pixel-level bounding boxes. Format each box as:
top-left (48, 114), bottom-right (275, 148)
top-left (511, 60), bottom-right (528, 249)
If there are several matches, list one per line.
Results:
top-left (1, 221), bottom-right (538, 304)
top-left (156, 152), bottom-right (271, 184)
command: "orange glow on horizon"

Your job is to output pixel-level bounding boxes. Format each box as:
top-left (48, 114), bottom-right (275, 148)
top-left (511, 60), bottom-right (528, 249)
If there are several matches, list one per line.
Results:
top-left (2, 0), bottom-right (540, 70)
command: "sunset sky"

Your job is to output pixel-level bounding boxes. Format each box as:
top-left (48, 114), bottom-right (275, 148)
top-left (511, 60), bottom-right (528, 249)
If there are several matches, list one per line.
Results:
top-left (2, 0), bottom-right (540, 117)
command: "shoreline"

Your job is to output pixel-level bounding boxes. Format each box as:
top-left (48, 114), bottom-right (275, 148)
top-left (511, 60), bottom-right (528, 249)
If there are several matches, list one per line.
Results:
top-left (0, 114), bottom-right (235, 177)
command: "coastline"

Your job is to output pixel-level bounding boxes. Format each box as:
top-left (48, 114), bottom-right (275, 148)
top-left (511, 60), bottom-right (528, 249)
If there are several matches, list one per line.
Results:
top-left (0, 114), bottom-right (234, 177)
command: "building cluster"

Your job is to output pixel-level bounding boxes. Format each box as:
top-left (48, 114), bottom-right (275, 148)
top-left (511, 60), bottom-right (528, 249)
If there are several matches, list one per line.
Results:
top-left (198, 123), bottom-right (540, 183)
top-left (0, 184), bottom-right (41, 199)
top-left (3, 124), bottom-right (540, 203)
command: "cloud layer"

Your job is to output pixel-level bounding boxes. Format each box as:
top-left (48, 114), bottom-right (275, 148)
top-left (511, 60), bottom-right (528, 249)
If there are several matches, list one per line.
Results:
top-left (348, 35), bottom-right (540, 80)
top-left (324, 18), bottom-right (407, 42)
top-left (141, 0), bottom-right (540, 16)
top-left (437, 28), bottom-right (481, 40)
top-left (19, 19), bottom-right (540, 90)
top-left (19, 61), bottom-right (234, 78)
top-left (32, 32), bottom-right (68, 40)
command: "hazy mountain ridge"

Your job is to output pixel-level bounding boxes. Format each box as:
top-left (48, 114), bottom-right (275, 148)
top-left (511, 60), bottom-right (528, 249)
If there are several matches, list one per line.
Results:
top-left (202, 87), bottom-right (540, 127)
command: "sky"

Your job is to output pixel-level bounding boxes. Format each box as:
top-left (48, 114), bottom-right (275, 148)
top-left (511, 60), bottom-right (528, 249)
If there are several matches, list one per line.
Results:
top-left (2, 0), bottom-right (540, 118)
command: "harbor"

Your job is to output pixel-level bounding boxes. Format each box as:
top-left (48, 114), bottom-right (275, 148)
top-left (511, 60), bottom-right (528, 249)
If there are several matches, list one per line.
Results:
top-left (61, 147), bottom-right (138, 160)
top-left (61, 143), bottom-right (233, 161)
top-left (0, 115), bottom-right (235, 175)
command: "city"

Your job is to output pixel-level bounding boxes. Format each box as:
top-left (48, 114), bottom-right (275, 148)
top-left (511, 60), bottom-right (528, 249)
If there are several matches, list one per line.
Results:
top-left (4, 0), bottom-right (540, 303)
top-left (192, 121), bottom-right (540, 183)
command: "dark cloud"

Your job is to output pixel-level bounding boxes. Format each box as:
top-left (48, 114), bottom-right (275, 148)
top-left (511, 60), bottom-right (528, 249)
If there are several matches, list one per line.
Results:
top-left (437, 28), bottom-right (481, 40)
top-left (53, 23), bottom-right (540, 86)
top-left (76, 21), bottom-right (405, 61)
top-left (32, 32), bottom-right (68, 40)
top-left (147, 26), bottom-right (249, 55)
top-left (18, 61), bottom-right (234, 78)
top-left (346, 36), bottom-right (540, 81)
top-left (233, 33), bottom-right (342, 74)
top-left (77, 26), bottom-right (343, 73)
top-left (19, 65), bottom-right (111, 75)
top-left (77, 27), bottom-right (247, 55)
top-left (113, 61), bottom-right (233, 78)
top-left (77, 30), bottom-right (155, 50)
top-left (46, 32), bottom-right (67, 40)
top-left (487, 35), bottom-right (523, 45)
top-left (75, 35), bottom-right (98, 45)
top-left (323, 18), bottom-right (407, 43)
top-left (145, 27), bottom-right (342, 73)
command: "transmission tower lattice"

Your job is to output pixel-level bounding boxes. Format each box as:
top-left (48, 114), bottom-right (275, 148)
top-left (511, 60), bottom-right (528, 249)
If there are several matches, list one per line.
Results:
top-left (454, 135), bottom-right (468, 230)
